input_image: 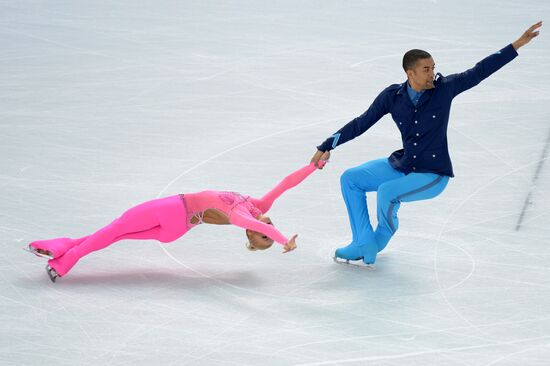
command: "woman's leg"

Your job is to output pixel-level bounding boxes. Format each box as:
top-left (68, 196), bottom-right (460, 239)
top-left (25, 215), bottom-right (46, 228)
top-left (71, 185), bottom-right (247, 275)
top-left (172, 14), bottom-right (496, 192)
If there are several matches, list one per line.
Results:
top-left (48, 196), bottom-right (188, 277)
top-left (31, 226), bottom-right (166, 260)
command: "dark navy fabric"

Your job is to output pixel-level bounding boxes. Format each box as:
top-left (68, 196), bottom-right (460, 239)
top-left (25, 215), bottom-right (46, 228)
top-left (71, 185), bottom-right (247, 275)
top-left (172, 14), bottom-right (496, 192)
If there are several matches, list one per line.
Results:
top-left (317, 44), bottom-right (518, 177)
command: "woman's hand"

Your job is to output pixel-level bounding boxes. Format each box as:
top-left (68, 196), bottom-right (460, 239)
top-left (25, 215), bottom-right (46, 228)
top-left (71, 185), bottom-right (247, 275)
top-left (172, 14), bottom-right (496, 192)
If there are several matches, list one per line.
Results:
top-left (283, 234), bottom-right (298, 253)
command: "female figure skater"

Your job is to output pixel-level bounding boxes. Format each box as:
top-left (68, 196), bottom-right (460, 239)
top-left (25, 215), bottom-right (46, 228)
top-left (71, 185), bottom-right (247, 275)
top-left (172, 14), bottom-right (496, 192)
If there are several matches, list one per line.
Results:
top-left (26, 156), bottom-right (328, 282)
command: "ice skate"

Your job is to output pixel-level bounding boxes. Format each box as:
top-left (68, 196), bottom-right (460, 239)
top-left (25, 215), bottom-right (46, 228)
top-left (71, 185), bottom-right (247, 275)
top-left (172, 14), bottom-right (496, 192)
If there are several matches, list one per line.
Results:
top-left (332, 253), bottom-right (375, 270)
top-left (23, 245), bottom-right (54, 260)
top-left (45, 265), bottom-right (60, 283)
top-left (332, 253), bottom-right (375, 271)
top-left (26, 237), bottom-right (80, 259)
top-left (332, 243), bottom-right (376, 270)
top-left (334, 242), bottom-right (363, 261)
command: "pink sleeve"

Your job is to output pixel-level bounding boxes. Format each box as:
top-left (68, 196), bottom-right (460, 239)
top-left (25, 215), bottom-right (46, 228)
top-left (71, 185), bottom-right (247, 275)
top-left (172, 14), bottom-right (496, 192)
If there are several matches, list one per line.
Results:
top-left (253, 162), bottom-right (319, 213)
top-left (230, 208), bottom-right (289, 245)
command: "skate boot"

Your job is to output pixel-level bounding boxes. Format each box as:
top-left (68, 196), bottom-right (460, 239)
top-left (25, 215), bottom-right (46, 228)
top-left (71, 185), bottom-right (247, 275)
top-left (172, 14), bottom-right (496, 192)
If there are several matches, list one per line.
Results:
top-left (333, 242), bottom-right (376, 269)
top-left (45, 265), bottom-right (60, 283)
top-left (334, 242), bottom-right (363, 261)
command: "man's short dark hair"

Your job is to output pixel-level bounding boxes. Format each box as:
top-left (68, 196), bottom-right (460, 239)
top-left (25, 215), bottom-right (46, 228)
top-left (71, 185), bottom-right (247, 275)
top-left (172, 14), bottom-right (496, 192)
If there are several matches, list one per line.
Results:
top-left (402, 49), bottom-right (432, 71)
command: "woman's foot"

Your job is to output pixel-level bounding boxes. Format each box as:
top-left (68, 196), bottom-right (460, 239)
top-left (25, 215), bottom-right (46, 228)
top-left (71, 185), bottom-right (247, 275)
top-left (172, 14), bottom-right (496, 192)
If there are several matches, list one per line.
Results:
top-left (47, 249), bottom-right (78, 278)
top-left (27, 237), bottom-right (83, 259)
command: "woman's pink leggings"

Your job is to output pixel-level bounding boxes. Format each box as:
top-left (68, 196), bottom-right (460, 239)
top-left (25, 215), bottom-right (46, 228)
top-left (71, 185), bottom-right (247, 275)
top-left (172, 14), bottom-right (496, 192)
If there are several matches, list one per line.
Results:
top-left (30, 195), bottom-right (189, 276)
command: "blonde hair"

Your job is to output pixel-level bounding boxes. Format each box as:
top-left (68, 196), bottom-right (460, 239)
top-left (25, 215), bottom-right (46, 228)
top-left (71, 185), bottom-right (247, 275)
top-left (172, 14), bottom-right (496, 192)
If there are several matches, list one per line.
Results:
top-left (246, 233), bottom-right (274, 251)
top-left (245, 215), bottom-right (275, 251)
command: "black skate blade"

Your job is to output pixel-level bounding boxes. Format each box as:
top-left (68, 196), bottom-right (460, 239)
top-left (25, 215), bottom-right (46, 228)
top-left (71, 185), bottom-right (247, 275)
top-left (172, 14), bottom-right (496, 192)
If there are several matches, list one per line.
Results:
top-left (45, 265), bottom-right (60, 283)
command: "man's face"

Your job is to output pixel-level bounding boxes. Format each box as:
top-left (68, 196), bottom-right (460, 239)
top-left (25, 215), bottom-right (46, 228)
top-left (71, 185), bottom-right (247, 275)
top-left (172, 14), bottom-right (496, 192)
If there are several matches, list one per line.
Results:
top-left (407, 57), bottom-right (435, 90)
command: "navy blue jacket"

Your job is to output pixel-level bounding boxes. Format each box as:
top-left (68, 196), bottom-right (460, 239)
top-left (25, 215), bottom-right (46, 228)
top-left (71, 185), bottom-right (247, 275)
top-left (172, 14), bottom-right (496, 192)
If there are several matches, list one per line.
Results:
top-left (317, 44), bottom-right (518, 177)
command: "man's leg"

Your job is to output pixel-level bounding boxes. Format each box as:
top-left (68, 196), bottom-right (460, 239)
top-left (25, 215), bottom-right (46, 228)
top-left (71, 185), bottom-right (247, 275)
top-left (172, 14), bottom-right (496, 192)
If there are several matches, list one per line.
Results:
top-left (336, 159), bottom-right (405, 262)
top-left (375, 172), bottom-right (450, 254)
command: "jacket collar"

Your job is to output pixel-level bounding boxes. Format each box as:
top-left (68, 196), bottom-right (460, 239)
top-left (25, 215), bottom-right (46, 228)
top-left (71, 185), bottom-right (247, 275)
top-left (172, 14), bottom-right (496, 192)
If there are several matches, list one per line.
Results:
top-left (397, 76), bottom-right (441, 108)
top-left (396, 81), bottom-right (408, 95)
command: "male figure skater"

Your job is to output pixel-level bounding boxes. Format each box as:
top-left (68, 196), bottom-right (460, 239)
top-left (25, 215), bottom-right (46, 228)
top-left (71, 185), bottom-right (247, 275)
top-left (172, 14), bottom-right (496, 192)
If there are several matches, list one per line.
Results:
top-left (311, 22), bottom-right (542, 266)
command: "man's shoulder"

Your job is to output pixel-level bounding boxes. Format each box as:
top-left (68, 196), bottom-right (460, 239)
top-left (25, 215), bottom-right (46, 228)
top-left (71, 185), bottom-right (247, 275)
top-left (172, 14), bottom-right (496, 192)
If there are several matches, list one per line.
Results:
top-left (378, 82), bottom-right (405, 98)
top-left (434, 72), bottom-right (450, 83)
top-left (383, 83), bottom-right (404, 93)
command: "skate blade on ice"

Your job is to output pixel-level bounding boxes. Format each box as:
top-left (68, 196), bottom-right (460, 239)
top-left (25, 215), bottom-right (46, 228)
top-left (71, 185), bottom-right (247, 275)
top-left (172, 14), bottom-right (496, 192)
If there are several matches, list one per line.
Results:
top-left (332, 253), bottom-right (375, 270)
top-left (23, 245), bottom-right (53, 260)
top-left (45, 265), bottom-right (60, 283)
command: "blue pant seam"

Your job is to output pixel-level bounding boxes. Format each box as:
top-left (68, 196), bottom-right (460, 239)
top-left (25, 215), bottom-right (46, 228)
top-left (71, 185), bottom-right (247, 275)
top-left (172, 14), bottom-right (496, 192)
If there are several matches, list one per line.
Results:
top-left (386, 175), bottom-right (445, 233)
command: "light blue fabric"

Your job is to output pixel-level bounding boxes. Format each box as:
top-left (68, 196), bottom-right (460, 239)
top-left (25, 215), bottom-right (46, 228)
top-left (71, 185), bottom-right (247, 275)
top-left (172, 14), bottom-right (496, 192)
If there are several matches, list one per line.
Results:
top-left (337, 158), bottom-right (449, 264)
top-left (406, 82), bottom-right (424, 106)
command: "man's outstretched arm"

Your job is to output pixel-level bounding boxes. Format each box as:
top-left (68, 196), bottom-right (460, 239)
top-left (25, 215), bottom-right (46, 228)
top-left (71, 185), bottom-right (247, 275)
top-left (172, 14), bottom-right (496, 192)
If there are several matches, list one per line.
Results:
top-left (310, 89), bottom-right (391, 168)
top-left (447, 21), bottom-right (542, 97)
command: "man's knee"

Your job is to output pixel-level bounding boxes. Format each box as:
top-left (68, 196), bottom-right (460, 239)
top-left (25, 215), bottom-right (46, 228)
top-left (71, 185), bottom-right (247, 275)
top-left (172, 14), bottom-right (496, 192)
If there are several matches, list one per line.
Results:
top-left (340, 167), bottom-right (373, 191)
top-left (340, 169), bottom-right (358, 189)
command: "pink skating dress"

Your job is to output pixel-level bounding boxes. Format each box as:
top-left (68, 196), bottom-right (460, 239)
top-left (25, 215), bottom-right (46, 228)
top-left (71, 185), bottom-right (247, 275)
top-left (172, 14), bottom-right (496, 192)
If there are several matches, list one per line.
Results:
top-left (181, 162), bottom-right (321, 245)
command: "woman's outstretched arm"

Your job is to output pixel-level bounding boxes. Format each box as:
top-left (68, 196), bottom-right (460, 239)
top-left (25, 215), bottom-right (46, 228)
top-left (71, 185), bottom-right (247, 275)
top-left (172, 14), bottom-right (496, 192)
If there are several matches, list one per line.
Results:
top-left (251, 160), bottom-right (326, 213)
top-left (230, 209), bottom-right (289, 245)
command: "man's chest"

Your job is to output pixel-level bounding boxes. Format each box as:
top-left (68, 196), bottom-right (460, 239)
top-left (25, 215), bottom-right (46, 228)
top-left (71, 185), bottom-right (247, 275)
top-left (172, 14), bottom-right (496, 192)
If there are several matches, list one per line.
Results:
top-left (388, 90), bottom-right (453, 131)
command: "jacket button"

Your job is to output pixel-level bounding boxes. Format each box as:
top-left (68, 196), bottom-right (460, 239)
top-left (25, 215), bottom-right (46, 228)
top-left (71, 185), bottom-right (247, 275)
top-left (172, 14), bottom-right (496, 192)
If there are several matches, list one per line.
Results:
top-left (413, 167), bottom-right (416, 170)
top-left (413, 143), bottom-right (417, 146)
top-left (432, 115), bottom-right (436, 118)
top-left (416, 133), bottom-right (420, 136)
top-left (413, 155), bottom-right (417, 159)
top-left (414, 121), bottom-right (418, 124)
top-left (414, 109), bottom-right (417, 112)
top-left (432, 154), bottom-right (436, 158)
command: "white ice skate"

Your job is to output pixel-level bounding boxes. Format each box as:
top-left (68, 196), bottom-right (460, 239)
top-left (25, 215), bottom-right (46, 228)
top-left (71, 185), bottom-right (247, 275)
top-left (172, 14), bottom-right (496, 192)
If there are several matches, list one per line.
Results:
top-left (332, 253), bottom-right (375, 270)
top-left (45, 265), bottom-right (60, 283)
top-left (23, 245), bottom-right (53, 260)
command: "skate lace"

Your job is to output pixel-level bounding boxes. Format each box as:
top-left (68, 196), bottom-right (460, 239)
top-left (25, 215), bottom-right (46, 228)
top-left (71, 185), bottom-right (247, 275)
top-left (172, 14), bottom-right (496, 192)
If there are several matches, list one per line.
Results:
top-left (192, 211), bottom-right (205, 225)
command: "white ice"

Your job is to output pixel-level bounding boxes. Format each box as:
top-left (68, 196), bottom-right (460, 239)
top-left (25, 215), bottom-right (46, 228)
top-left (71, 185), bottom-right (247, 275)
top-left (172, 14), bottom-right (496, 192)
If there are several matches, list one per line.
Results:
top-left (2, 1), bottom-right (550, 365)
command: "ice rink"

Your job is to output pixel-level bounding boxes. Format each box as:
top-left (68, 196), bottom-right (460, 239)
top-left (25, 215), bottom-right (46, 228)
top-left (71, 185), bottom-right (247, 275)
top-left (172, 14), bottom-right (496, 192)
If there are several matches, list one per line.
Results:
top-left (2, 1), bottom-right (550, 365)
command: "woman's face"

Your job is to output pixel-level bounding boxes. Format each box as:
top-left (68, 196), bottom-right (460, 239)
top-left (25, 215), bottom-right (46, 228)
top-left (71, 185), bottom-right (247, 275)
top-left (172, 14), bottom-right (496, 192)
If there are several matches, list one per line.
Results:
top-left (246, 215), bottom-right (274, 251)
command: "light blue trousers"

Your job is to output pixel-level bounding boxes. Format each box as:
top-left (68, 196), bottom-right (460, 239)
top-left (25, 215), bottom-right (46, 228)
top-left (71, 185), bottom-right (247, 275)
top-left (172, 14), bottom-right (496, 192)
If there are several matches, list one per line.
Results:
top-left (340, 158), bottom-right (449, 263)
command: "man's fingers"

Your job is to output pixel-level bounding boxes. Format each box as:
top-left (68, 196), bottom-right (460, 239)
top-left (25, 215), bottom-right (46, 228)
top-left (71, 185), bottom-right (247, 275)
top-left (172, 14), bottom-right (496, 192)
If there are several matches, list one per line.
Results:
top-left (313, 151), bottom-right (330, 169)
top-left (311, 151), bottom-right (324, 167)
top-left (528, 21), bottom-right (543, 33)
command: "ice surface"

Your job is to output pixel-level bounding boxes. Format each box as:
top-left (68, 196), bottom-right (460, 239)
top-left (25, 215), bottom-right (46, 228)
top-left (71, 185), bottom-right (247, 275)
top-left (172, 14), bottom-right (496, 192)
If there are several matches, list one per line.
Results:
top-left (2, 1), bottom-right (550, 365)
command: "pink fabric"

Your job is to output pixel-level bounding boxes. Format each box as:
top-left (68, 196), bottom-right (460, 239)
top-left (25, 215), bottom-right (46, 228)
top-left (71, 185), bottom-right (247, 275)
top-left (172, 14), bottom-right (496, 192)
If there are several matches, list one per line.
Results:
top-left (183, 162), bottom-right (320, 245)
top-left (36, 162), bottom-right (323, 276)
top-left (29, 237), bottom-right (82, 259)
top-left (48, 195), bottom-right (188, 276)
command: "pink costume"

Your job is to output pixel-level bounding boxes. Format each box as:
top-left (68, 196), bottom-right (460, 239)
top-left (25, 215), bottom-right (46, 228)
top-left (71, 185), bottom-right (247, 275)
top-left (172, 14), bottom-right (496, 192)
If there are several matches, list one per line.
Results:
top-left (30, 162), bottom-right (322, 277)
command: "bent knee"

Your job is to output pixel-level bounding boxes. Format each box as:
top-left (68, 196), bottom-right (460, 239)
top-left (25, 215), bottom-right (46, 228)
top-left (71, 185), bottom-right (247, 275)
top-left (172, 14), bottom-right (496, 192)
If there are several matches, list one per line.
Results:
top-left (340, 169), bottom-right (367, 190)
top-left (340, 169), bottom-right (355, 186)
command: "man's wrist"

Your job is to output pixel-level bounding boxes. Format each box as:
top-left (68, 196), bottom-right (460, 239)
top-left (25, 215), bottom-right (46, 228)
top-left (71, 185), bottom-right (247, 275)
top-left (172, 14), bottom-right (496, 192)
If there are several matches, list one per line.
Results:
top-left (512, 40), bottom-right (522, 50)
